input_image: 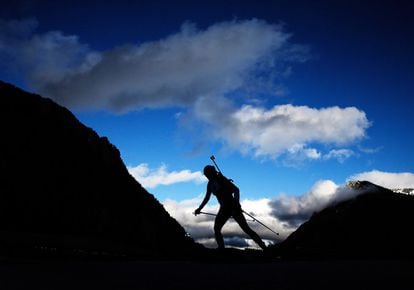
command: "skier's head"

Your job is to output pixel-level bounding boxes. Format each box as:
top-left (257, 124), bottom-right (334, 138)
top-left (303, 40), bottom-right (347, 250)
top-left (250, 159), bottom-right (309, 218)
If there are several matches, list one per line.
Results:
top-left (203, 165), bottom-right (217, 180)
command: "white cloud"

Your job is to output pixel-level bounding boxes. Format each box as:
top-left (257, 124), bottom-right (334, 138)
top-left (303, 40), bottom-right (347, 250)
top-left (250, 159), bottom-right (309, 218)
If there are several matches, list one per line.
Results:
top-left (162, 176), bottom-right (370, 248)
top-left (0, 18), bottom-right (101, 86)
top-left (323, 149), bottom-right (354, 163)
top-left (194, 102), bottom-right (370, 158)
top-left (1, 18), bottom-right (298, 112)
top-left (349, 170), bottom-right (414, 189)
top-left (162, 169), bottom-right (414, 247)
top-left (163, 197), bottom-right (285, 249)
top-left (268, 177), bottom-right (384, 228)
top-left (283, 144), bottom-right (322, 165)
top-left (165, 179), bottom-right (362, 247)
top-left (163, 197), bottom-right (217, 239)
top-left (270, 170), bottom-right (414, 228)
top-left (357, 146), bottom-right (383, 154)
top-left (270, 180), bottom-right (341, 227)
top-left (128, 163), bottom-right (206, 188)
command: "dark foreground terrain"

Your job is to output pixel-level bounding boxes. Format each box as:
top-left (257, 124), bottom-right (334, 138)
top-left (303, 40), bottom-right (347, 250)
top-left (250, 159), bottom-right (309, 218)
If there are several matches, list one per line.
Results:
top-left (0, 257), bottom-right (411, 290)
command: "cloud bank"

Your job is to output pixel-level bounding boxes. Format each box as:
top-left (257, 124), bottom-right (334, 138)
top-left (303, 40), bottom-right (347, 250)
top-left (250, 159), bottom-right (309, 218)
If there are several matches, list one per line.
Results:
top-left (193, 102), bottom-right (369, 158)
top-left (1, 18), bottom-right (293, 112)
top-left (162, 169), bottom-right (414, 248)
top-left (163, 197), bottom-right (283, 248)
top-left (0, 18), bottom-right (100, 90)
top-left (162, 179), bottom-right (358, 248)
top-left (349, 170), bottom-right (414, 189)
top-left (127, 163), bottom-right (206, 188)
top-left (1, 17), bottom-right (370, 160)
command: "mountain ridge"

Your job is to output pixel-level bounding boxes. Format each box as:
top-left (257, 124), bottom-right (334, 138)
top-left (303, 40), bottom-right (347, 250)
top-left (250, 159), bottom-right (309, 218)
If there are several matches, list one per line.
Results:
top-left (0, 80), bottom-right (198, 258)
top-left (272, 181), bottom-right (414, 258)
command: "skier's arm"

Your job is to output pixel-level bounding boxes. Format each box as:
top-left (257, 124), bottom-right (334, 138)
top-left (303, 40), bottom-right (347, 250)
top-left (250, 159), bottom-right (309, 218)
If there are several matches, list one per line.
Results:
top-left (194, 187), bottom-right (212, 215)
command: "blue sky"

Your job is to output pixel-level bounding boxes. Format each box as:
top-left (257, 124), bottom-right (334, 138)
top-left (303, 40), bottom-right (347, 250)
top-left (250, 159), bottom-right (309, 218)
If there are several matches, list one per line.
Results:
top-left (1, 1), bottom-right (414, 246)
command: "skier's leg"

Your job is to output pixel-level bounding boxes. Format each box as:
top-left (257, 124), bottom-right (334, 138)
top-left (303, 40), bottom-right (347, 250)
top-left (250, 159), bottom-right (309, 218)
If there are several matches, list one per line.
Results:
top-left (214, 207), bottom-right (231, 249)
top-left (233, 210), bottom-right (267, 250)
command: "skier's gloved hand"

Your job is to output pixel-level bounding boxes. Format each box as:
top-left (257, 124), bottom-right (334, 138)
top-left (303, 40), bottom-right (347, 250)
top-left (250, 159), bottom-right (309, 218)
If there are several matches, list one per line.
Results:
top-left (194, 208), bottom-right (201, 215)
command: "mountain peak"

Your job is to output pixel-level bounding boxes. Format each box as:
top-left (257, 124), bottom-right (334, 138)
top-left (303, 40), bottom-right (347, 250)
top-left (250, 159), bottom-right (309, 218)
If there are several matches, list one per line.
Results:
top-left (346, 180), bottom-right (390, 192)
top-left (272, 182), bottom-right (414, 258)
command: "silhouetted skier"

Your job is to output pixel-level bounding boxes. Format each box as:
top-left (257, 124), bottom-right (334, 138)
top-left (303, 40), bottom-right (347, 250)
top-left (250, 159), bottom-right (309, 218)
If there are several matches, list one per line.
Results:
top-left (195, 165), bottom-right (267, 250)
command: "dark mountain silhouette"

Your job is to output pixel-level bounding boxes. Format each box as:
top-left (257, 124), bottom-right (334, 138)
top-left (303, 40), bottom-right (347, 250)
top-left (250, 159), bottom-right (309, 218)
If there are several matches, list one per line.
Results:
top-left (0, 80), bottom-right (199, 258)
top-left (272, 181), bottom-right (414, 258)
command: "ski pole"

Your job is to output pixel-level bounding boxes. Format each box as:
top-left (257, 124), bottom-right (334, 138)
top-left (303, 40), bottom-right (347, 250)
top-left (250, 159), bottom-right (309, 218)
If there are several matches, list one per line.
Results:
top-left (196, 211), bottom-right (217, 217)
top-left (242, 210), bottom-right (279, 236)
top-left (194, 211), bottom-right (255, 222)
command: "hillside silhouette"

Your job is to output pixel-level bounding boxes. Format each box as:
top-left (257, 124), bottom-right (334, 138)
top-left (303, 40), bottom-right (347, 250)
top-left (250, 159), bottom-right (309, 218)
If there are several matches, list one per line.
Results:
top-left (271, 181), bottom-right (414, 258)
top-left (0, 81), bottom-right (198, 258)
